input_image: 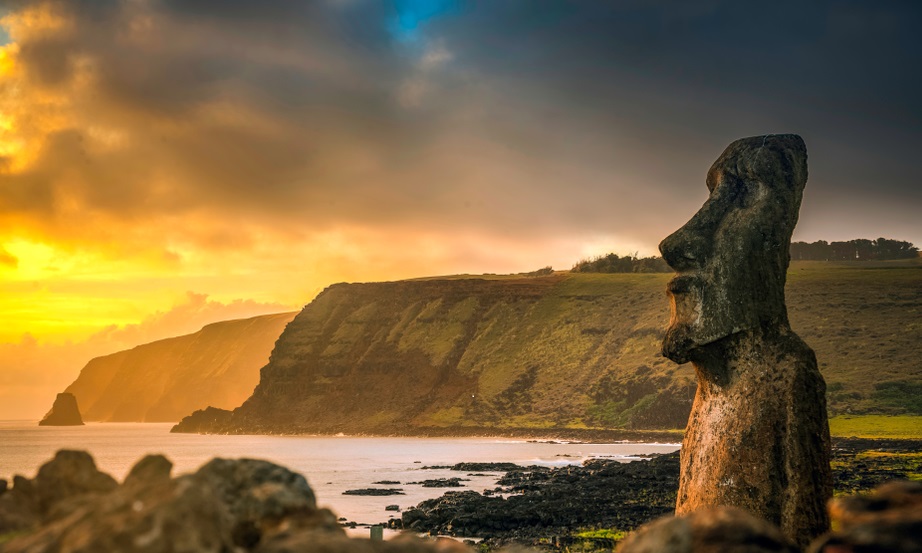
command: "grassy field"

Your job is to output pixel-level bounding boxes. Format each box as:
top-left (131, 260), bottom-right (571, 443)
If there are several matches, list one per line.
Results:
top-left (828, 415), bottom-right (922, 439)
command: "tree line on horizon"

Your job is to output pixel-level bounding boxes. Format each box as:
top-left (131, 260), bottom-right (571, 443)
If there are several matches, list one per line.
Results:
top-left (790, 238), bottom-right (919, 261)
top-left (571, 237), bottom-right (918, 273)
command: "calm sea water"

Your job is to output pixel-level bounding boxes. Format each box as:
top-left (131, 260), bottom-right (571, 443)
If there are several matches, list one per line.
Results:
top-left (0, 421), bottom-right (679, 534)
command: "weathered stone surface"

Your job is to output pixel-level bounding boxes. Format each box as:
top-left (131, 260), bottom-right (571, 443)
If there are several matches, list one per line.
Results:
top-left (617, 506), bottom-right (798, 553)
top-left (38, 393), bottom-right (84, 426)
top-left (810, 480), bottom-right (922, 553)
top-left (659, 134), bottom-right (832, 547)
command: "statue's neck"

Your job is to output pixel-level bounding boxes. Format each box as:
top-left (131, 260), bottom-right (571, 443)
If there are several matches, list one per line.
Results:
top-left (690, 324), bottom-right (791, 388)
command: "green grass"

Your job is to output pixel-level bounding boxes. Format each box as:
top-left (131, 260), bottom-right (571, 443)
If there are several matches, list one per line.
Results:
top-left (829, 415), bottom-right (922, 438)
top-left (575, 528), bottom-right (627, 541)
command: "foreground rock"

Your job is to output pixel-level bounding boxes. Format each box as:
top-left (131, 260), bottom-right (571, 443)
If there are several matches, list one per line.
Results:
top-left (37, 393), bottom-right (84, 426)
top-left (0, 450), bottom-right (463, 553)
top-left (810, 480), bottom-right (922, 553)
top-left (616, 479), bottom-right (922, 553)
top-left (659, 134), bottom-right (832, 547)
top-left (617, 506), bottom-right (798, 553)
top-left (0, 450), bottom-right (116, 534)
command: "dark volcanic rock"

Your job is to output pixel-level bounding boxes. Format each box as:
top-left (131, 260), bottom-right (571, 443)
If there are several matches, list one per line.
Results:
top-left (400, 453), bottom-right (680, 540)
top-left (38, 393), bottom-right (84, 426)
top-left (449, 463), bottom-right (525, 472)
top-left (659, 134), bottom-right (831, 547)
top-left (412, 478), bottom-right (467, 488)
top-left (343, 488), bottom-right (405, 496)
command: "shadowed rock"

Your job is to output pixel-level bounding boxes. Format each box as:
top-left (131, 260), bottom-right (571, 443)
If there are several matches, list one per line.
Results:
top-left (810, 480), bottom-right (922, 553)
top-left (123, 454), bottom-right (173, 488)
top-left (38, 393), bottom-right (84, 426)
top-left (616, 506), bottom-right (799, 553)
top-left (659, 134), bottom-right (832, 547)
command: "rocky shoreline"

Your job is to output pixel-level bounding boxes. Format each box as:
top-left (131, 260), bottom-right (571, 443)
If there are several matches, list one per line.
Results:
top-left (379, 437), bottom-right (922, 550)
top-left (1, 438), bottom-right (918, 552)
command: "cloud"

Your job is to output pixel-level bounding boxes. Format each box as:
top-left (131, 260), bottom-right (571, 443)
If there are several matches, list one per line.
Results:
top-left (0, 0), bottom-right (919, 270)
top-left (2, 0), bottom-right (919, 419)
top-left (0, 291), bottom-right (293, 420)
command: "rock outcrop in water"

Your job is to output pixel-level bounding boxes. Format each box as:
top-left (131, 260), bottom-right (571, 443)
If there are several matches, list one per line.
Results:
top-left (59, 312), bottom-right (296, 422)
top-left (37, 393), bottom-right (84, 426)
top-left (659, 134), bottom-right (832, 547)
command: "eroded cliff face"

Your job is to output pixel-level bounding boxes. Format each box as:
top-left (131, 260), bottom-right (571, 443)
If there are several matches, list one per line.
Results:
top-left (174, 265), bottom-right (922, 435)
top-left (61, 312), bottom-right (297, 422)
top-left (175, 274), bottom-right (697, 434)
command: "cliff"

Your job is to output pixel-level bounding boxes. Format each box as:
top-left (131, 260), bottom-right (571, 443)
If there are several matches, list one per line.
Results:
top-left (38, 393), bottom-right (85, 426)
top-left (61, 312), bottom-right (297, 422)
top-left (174, 263), bottom-right (922, 435)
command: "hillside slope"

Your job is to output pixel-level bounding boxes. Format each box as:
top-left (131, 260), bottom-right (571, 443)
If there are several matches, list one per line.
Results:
top-left (174, 263), bottom-right (922, 434)
top-left (62, 312), bottom-right (297, 422)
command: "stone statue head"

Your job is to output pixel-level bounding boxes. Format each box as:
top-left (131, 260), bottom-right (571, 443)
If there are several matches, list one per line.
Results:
top-left (659, 134), bottom-right (808, 364)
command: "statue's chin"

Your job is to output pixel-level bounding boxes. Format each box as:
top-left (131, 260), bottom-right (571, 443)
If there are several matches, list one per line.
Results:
top-left (662, 325), bottom-right (694, 364)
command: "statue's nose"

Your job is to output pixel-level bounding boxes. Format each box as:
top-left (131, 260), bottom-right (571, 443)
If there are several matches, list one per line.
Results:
top-left (659, 226), bottom-right (709, 272)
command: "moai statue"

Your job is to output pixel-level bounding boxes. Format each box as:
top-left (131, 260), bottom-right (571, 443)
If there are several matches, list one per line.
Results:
top-left (659, 134), bottom-right (832, 548)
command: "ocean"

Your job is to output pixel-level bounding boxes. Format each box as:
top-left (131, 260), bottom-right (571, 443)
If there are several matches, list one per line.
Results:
top-left (0, 421), bottom-right (680, 535)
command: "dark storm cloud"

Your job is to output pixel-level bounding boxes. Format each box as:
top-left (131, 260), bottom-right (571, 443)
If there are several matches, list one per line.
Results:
top-left (2, 0), bottom-right (920, 250)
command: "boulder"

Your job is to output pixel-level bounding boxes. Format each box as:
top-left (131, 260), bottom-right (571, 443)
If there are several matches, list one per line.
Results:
top-left (38, 393), bottom-right (84, 426)
top-left (809, 480), bottom-right (922, 553)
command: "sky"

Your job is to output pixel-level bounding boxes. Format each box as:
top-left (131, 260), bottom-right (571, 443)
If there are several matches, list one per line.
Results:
top-left (1, 0), bottom-right (920, 418)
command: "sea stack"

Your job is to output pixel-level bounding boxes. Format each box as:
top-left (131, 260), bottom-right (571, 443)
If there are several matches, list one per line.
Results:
top-left (39, 393), bottom-right (85, 426)
top-left (659, 134), bottom-right (832, 547)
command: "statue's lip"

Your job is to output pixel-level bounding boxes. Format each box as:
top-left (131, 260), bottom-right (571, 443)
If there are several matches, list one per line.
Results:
top-left (666, 274), bottom-right (700, 295)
